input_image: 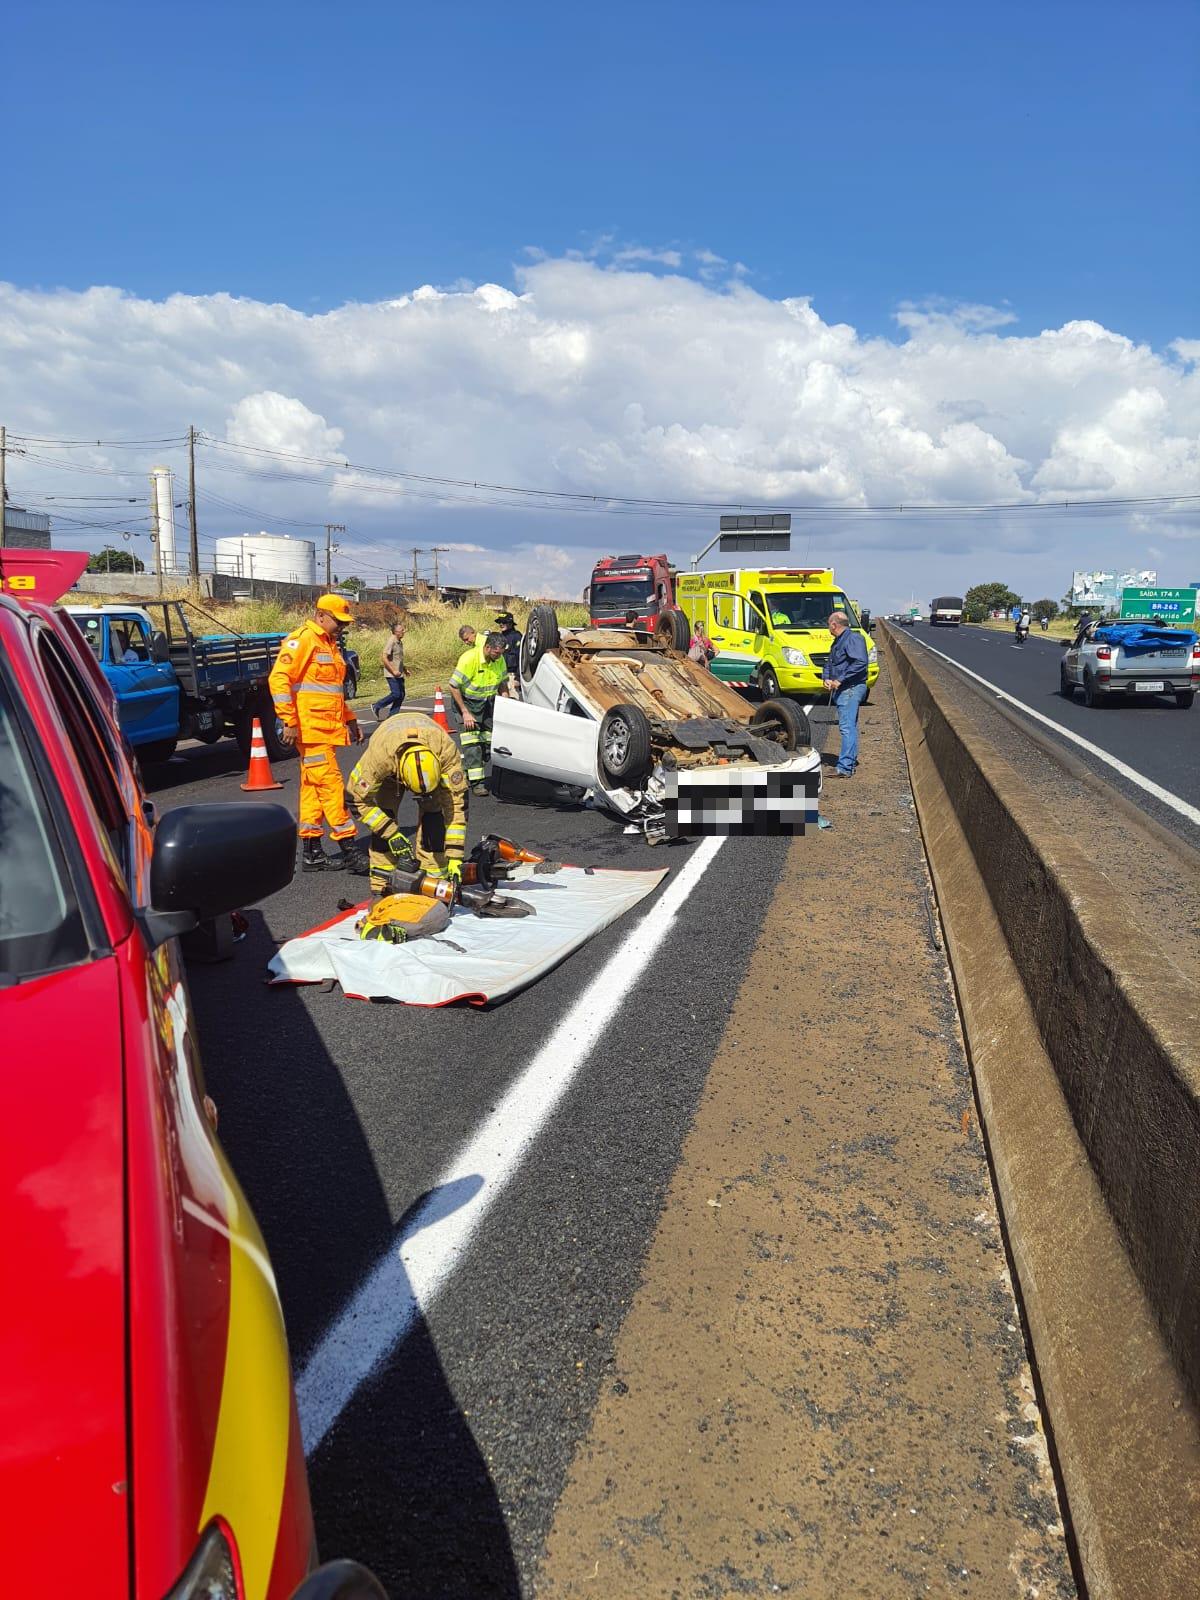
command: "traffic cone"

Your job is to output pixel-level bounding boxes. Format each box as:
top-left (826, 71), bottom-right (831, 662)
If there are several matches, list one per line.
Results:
top-left (432, 686), bottom-right (451, 732)
top-left (240, 717), bottom-right (284, 791)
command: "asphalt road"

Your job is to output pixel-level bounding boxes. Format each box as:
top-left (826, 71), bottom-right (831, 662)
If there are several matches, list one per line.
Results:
top-left (899, 622), bottom-right (1200, 839)
top-left (146, 713), bottom-right (837, 1597)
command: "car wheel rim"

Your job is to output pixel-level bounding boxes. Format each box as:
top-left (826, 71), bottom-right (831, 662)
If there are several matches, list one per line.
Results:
top-left (604, 718), bottom-right (629, 769)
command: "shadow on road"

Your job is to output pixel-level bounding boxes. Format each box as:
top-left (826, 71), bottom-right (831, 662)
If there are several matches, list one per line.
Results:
top-left (186, 914), bottom-right (519, 1598)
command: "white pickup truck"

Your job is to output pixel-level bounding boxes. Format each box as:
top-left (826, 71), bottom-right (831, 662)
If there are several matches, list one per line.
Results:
top-left (1059, 620), bottom-right (1199, 709)
top-left (490, 608), bottom-right (823, 841)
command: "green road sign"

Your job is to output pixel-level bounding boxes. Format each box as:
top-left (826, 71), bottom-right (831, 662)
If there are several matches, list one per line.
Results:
top-left (1119, 586), bottom-right (1197, 623)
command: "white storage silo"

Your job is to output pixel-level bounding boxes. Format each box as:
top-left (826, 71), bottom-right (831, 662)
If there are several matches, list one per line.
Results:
top-left (215, 532), bottom-right (318, 586)
top-left (150, 467), bottom-right (177, 574)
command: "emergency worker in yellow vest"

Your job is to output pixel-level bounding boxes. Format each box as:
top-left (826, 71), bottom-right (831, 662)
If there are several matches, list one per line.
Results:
top-left (448, 631), bottom-right (507, 795)
top-left (269, 594), bottom-right (365, 872)
top-left (346, 712), bottom-right (469, 894)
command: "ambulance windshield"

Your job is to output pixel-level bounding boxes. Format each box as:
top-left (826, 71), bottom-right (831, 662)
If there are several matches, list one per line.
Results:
top-left (762, 591), bottom-right (856, 629)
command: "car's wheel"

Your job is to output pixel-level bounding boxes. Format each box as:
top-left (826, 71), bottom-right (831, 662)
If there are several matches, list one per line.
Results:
top-left (256, 694), bottom-right (295, 761)
top-left (1176, 690), bottom-right (1195, 709)
top-left (751, 698), bottom-right (811, 751)
top-left (1059, 666), bottom-right (1075, 700)
top-left (598, 702), bottom-right (653, 787)
top-left (138, 737), bottom-right (178, 765)
top-left (655, 607), bottom-right (691, 652)
top-left (759, 666), bottom-right (781, 700)
top-left (521, 605), bottom-right (561, 681)
top-left (1083, 672), bottom-right (1104, 708)
top-left (344, 665), bottom-right (359, 700)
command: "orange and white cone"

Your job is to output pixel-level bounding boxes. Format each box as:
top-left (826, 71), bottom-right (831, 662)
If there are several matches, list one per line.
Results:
top-left (432, 686), bottom-right (451, 732)
top-left (240, 717), bottom-right (284, 791)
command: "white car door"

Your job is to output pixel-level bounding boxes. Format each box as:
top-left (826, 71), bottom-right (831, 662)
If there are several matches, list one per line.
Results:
top-left (491, 696), bottom-right (601, 788)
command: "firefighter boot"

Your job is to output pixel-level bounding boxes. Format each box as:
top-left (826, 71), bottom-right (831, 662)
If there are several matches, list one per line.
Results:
top-left (338, 837), bottom-right (370, 875)
top-left (302, 839), bottom-right (345, 872)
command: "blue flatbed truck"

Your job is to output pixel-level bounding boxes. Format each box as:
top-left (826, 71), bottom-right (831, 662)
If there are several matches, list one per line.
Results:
top-left (66, 600), bottom-right (360, 766)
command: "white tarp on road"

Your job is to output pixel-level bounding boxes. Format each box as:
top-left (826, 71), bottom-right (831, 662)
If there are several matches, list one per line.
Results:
top-left (266, 863), bottom-right (669, 1006)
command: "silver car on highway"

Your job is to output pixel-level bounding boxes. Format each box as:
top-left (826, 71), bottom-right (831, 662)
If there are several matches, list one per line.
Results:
top-left (1060, 620), bottom-right (1199, 709)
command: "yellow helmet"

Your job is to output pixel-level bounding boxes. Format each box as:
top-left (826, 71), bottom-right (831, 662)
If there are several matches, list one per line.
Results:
top-left (398, 746), bottom-right (441, 795)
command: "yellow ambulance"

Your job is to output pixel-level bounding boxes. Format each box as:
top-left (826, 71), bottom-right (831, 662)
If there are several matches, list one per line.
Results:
top-left (675, 567), bottom-right (878, 700)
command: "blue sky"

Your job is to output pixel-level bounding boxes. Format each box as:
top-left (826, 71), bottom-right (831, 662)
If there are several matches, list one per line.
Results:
top-left (4, 1), bottom-right (1198, 607)
top-left (9, 0), bottom-right (1197, 344)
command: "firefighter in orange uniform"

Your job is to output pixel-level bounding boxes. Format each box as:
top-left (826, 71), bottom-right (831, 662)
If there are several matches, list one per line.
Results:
top-left (269, 594), bottom-right (366, 871)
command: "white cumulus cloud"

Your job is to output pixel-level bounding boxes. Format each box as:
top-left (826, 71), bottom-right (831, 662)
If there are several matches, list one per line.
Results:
top-left (0, 258), bottom-right (1196, 603)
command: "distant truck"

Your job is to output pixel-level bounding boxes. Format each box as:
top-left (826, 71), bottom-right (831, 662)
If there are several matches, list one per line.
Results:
top-left (66, 600), bottom-right (357, 765)
top-left (929, 596), bottom-right (964, 626)
top-left (587, 553), bottom-right (689, 646)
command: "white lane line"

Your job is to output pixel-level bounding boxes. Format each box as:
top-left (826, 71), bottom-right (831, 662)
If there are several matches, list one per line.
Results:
top-left (296, 833), bottom-right (726, 1456)
top-left (906, 632), bottom-right (1200, 828)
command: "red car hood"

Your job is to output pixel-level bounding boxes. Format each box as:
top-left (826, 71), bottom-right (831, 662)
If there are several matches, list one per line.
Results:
top-left (0, 959), bottom-right (128, 1587)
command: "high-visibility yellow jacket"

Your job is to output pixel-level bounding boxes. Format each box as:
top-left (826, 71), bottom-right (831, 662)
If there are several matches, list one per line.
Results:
top-left (346, 714), bottom-right (469, 861)
top-left (269, 620), bottom-right (355, 745)
top-left (450, 643), bottom-right (506, 704)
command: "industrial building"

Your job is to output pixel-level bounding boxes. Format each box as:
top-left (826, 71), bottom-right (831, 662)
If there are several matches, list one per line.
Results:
top-left (2, 504), bottom-right (51, 549)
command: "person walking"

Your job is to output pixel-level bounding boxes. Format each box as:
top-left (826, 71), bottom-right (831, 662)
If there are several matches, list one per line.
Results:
top-left (372, 617), bottom-right (408, 721)
top-left (269, 594), bottom-right (365, 870)
top-left (449, 632), bottom-right (508, 795)
top-left (821, 610), bottom-right (870, 778)
top-left (347, 711), bottom-right (469, 895)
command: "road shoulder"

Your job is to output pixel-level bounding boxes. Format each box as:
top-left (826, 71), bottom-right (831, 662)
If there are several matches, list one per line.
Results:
top-left (536, 665), bottom-right (1074, 1598)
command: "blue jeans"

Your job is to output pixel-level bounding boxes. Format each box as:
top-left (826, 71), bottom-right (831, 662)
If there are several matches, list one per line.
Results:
top-left (833, 681), bottom-right (868, 773)
top-left (373, 674), bottom-right (406, 718)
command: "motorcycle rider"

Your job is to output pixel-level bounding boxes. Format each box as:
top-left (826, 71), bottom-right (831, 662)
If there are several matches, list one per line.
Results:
top-left (1015, 609), bottom-right (1031, 643)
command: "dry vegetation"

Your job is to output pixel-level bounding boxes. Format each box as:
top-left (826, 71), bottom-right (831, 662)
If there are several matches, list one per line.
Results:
top-left (65, 588), bottom-right (590, 700)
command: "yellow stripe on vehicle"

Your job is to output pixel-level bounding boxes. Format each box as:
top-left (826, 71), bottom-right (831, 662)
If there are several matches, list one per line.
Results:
top-left (199, 1154), bottom-right (292, 1600)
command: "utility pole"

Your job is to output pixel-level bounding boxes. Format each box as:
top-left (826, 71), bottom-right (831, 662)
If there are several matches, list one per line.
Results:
top-left (325, 523), bottom-right (345, 589)
top-left (0, 425), bottom-right (7, 549)
top-left (149, 471), bottom-right (163, 595)
top-left (187, 425), bottom-right (200, 582)
top-left (430, 545), bottom-right (449, 596)
top-left (410, 546), bottom-right (426, 593)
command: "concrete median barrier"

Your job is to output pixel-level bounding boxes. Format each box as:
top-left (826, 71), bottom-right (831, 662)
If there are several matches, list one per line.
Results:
top-left (884, 623), bottom-right (1200, 1597)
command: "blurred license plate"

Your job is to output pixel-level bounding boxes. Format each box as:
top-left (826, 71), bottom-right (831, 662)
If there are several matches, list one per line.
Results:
top-left (1135, 681), bottom-right (1165, 692)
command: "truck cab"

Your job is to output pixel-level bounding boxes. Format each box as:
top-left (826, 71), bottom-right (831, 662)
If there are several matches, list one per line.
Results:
top-left (588, 553), bottom-right (682, 638)
top-left (676, 568), bottom-right (879, 701)
top-left (68, 605), bottom-right (181, 752)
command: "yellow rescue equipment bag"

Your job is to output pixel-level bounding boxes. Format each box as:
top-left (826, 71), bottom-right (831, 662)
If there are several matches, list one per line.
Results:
top-left (357, 893), bottom-right (452, 945)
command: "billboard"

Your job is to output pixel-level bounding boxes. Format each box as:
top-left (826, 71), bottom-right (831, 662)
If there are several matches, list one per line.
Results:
top-left (1070, 569), bottom-right (1156, 611)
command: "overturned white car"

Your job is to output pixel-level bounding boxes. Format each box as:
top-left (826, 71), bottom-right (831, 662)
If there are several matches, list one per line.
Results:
top-left (490, 608), bottom-right (822, 841)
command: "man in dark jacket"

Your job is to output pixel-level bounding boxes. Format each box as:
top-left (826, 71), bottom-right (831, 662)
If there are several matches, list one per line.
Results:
top-left (494, 611), bottom-right (522, 682)
top-left (821, 611), bottom-right (870, 777)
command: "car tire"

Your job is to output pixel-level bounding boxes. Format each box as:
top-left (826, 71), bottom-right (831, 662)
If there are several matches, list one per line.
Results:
top-left (256, 694), bottom-right (296, 761)
top-left (1176, 691), bottom-right (1195, 709)
top-left (1083, 672), bottom-right (1105, 709)
top-left (138, 737), bottom-right (178, 765)
top-left (752, 698), bottom-right (811, 751)
top-left (759, 666), bottom-right (781, 700)
top-left (655, 608), bottom-right (691, 652)
top-left (521, 605), bottom-right (561, 681)
top-left (1059, 667), bottom-right (1075, 700)
top-left (598, 702), bottom-right (653, 787)
top-left (344, 666), bottom-right (359, 700)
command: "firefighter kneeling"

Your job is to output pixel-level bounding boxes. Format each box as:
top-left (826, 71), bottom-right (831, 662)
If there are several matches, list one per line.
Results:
top-left (346, 712), bottom-right (469, 895)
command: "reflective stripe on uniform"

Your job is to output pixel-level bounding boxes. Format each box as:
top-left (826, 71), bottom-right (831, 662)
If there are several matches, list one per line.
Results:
top-left (272, 693), bottom-right (292, 707)
top-left (314, 652), bottom-right (334, 663)
top-left (296, 680), bottom-right (344, 697)
top-left (303, 753), bottom-right (325, 766)
top-left (360, 805), bottom-right (391, 832)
